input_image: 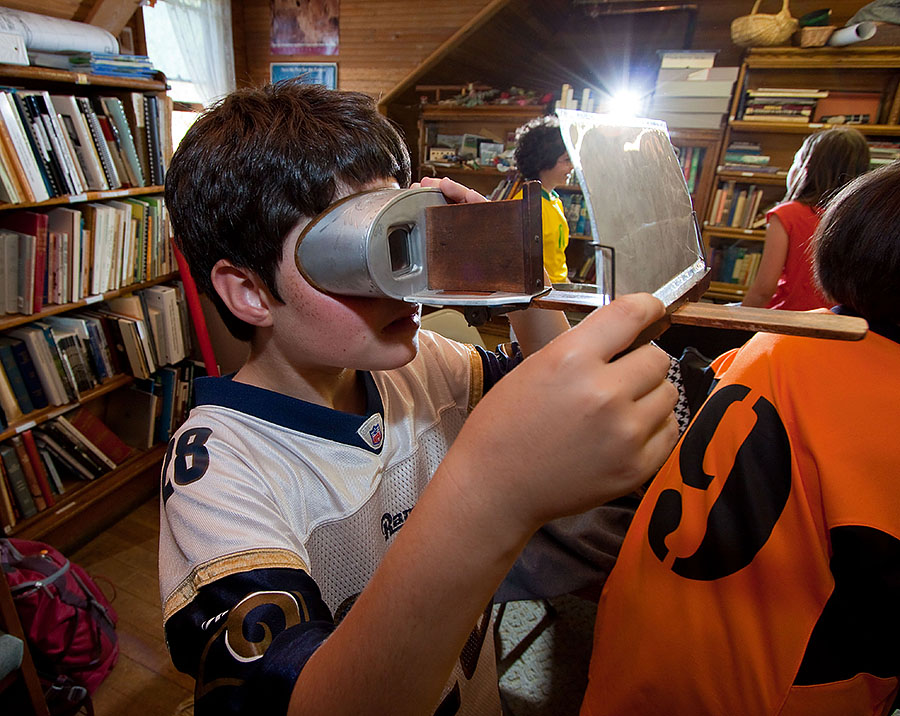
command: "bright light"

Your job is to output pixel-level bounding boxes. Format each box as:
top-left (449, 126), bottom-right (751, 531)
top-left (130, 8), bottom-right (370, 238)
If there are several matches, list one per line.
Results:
top-left (607, 90), bottom-right (643, 117)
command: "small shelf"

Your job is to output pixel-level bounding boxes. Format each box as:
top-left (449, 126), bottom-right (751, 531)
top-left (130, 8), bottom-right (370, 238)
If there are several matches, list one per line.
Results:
top-left (0, 271), bottom-right (179, 332)
top-left (703, 226), bottom-right (766, 241)
top-left (0, 63), bottom-right (167, 91)
top-left (0, 186), bottom-right (165, 212)
top-left (729, 120), bottom-right (900, 136)
top-left (9, 443), bottom-right (167, 543)
top-left (0, 374), bottom-right (133, 443)
top-left (420, 104), bottom-right (547, 121)
top-left (705, 282), bottom-right (748, 301)
top-left (716, 170), bottom-right (786, 185)
top-left (420, 164), bottom-right (506, 177)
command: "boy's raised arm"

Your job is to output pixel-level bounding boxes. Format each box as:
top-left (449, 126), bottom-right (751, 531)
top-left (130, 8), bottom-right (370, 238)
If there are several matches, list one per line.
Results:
top-left (289, 292), bottom-right (679, 716)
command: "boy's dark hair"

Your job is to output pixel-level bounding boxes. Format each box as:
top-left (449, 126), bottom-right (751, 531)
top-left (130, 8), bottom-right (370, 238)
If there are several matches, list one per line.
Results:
top-left (165, 80), bottom-right (412, 340)
top-left (813, 160), bottom-right (900, 324)
top-left (514, 116), bottom-right (568, 181)
top-left (784, 126), bottom-right (870, 207)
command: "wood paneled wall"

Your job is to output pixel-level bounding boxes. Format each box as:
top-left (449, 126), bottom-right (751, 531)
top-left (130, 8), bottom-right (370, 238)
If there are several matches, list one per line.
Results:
top-left (232, 0), bottom-right (499, 96)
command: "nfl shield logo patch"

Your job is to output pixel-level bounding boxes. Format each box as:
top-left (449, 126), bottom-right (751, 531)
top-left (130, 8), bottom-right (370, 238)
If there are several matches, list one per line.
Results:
top-left (358, 413), bottom-right (384, 450)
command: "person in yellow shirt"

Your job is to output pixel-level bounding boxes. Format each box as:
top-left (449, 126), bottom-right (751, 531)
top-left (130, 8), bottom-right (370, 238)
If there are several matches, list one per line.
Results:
top-left (512, 116), bottom-right (574, 284)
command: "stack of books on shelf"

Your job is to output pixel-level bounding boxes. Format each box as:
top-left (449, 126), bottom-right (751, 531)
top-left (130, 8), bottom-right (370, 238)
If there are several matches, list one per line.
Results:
top-left (648, 51), bottom-right (738, 130)
top-left (676, 145), bottom-right (705, 193)
top-left (0, 408), bottom-right (133, 532)
top-left (708, 244), bottom-right (762, 287)
top-left (0, 197), bottom-right (173, 315)
top-left (0, 280), bottom-right (193, 429)
top-left (488, 172), bottom-right (523, 201)
top-left (559, 190), bottom-right (591, 236)
top-left (868, 140), bottom-right (900, 168)
top-left (27, 51), bottom-right (157, 80)
top-left (0, 88), bottom-right (168, 204)
top-left (738, 88), bottom-right (828, 123)
top-left (719, 141), bottom-right (784, 175)
top-left (709, 180), bottom-right (767, 230)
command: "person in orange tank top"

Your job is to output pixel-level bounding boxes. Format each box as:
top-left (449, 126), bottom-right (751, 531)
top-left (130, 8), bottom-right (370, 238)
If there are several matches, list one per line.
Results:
top-left (582, 160), bottom-right (900, 716)
top-left (742, 127), bottom-right (869, 311)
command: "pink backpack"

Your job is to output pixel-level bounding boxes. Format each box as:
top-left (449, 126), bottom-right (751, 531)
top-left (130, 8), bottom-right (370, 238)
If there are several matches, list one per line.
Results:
top-left (1, 538), bottom-right (118, 712)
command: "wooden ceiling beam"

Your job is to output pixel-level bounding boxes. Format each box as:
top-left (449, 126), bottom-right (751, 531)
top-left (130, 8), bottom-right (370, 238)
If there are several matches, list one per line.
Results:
top-left (84, 0), bottom-right (142, 36)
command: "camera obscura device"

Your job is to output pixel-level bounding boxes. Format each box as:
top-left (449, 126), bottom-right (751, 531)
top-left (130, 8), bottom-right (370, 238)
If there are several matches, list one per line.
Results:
top-left (295, 180), bottom-right (548, 317)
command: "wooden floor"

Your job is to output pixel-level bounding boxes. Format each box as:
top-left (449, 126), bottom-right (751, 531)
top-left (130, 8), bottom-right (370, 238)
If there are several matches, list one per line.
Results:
top-left (72, 498), bottom-right (194, 716)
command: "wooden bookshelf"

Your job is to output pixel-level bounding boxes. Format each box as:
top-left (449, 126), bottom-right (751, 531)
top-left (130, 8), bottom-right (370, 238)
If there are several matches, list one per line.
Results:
top-left (9, 443), bottom-right (167, 550)
top-left (0, 64), bottom-right (166, 92)
top-left (0, 271), bottom-right (179, 332)
top-left (0, 185), bottom-right (164, 212)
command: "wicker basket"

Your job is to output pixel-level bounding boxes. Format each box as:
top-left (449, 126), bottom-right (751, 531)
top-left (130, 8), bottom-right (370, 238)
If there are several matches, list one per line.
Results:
top-left (731, 0), bottom-right (799, 47)
top-left (798, 25), bottom-right (836, 47)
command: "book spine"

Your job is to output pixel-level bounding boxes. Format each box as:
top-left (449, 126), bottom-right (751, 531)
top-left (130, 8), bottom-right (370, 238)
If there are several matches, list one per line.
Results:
top-left (20, 429), bottom-right (55, 507)
top-left (0, 92), bottom-right (50, 200)
top-left (0, 443), bottom-right (36, 518)
top-left (0, 343), bottom-right (34, 413)
top-left (0, 457), bottom-right (18, 531)
top-left (8, 339), bottom-right (49, 409)
top-left (77, 97), bottom-right (121, 189)
top-left (11, 434), bottom-right (47, 511)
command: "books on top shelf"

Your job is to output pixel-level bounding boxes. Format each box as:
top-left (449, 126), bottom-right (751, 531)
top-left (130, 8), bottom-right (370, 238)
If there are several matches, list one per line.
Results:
top-left (719, 141), bottom-right (784, 176)
top-left (739, 88), bottom-right (830, 124)
top-left (27, 51), bottom-right (157, 80)
top-left (648, 65), bottom-right (739, 130)
top-left (0, 88), bottom-right (168, 204)
top-left (0, 195), bottom-right (174, 317)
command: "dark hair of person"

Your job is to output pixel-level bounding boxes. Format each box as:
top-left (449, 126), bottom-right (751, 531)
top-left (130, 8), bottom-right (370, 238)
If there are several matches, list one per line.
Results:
top-left (784, 126), bottom-right (870, 207)
top-left (813, 160), bottom-right (900, 324)
top-left (513, 116), bottom-right (568, 181)
top-left (165, 79), bottom-right (412, 340)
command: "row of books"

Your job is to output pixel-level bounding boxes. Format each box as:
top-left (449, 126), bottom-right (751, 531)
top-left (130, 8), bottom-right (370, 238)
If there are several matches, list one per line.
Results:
top-left (676, 145), bottom-right (705, 194)
top-left (0, 411), bottom-right (131, 531)
top-left (559, 190), bottom-right (591, 237)
top-left (488, 172), bottom-right (524, 201)
top-left (0, 196), bottom-right (173, 315)
top-left (0, 282), bottom-right (193, 429)
top-left (28, 51), bottom-right (157, 80)
top-left (869, 140), bottom-right (900, 168)
top-left (736, 88), bottom-right (882, 126)
top-left (708, 244), bottom-right (762, 286)
top-left (0, 88), bottom-right (168, 205)
top-left (708, 181), bottom-right (768, 230)
top-left (647, 61), bottom-right (738, 130)
top-left (0, 356), bottom-right (200, 533)
top-left (719, 141), bottom-right (784, 176)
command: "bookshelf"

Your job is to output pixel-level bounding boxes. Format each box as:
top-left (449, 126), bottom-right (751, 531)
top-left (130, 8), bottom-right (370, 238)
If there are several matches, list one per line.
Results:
top-left (417, 102), bottom-right (547, 196)
top-left (0, 62), bottom-right (194, 552)
top-left (702, 47), bottom-right (900, 302)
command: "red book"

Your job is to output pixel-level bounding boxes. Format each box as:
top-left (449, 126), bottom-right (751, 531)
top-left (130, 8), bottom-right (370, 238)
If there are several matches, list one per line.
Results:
top-left (67, 406), bottom-right (133, 465)
top-left (0, 211), bottom-right (49, 312)
top-left (20, 429), bottom-right (55, 507)
top-left (11, 434), bottom-right (48, 511)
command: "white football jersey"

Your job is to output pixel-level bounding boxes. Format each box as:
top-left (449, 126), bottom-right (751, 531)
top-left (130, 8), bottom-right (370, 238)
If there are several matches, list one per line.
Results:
top-left (160, 330), bottom-right (501, 714)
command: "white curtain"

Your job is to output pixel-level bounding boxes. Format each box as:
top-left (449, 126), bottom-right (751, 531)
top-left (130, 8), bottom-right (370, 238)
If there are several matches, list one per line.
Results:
top-left (144, 0), bottom-right (236, 107)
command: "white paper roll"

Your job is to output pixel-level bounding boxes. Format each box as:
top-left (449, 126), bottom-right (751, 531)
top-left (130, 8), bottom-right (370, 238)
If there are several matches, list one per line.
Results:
top-left (827, 22), bottom-right (877, 47)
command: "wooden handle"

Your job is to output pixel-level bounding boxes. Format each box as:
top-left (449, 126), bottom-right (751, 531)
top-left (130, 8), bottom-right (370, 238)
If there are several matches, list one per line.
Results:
top-left (531, 289), bottom-right (868, 341)
top-left (670, 303), bottom-right (867, 340)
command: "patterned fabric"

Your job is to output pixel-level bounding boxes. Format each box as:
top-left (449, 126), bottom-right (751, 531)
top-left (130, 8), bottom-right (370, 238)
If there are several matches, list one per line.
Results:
top-left (765, 201), bottom-right (830, 311)
top-left (581, 311), bottom-right (900, 716)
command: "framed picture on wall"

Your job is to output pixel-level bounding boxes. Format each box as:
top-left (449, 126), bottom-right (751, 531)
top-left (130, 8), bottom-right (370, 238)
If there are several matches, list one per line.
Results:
top-left (271, 62), bottom-right (338, 88)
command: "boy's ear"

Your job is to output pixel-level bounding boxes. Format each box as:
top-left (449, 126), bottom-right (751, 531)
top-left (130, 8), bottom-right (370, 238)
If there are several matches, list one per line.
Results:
top-left (210, 259), bottom-right (275, 328)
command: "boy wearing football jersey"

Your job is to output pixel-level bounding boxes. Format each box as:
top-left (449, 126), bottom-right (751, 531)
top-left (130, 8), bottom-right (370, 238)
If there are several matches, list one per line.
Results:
top-left (160, 80), bottom-right (679, 716)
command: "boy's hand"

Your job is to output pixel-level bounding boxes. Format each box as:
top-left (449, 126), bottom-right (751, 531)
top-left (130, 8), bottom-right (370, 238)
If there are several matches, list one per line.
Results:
top-left (412, 175), bottom-right (487, 205)
top-left (441, 292), bottom-right (679, 532)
